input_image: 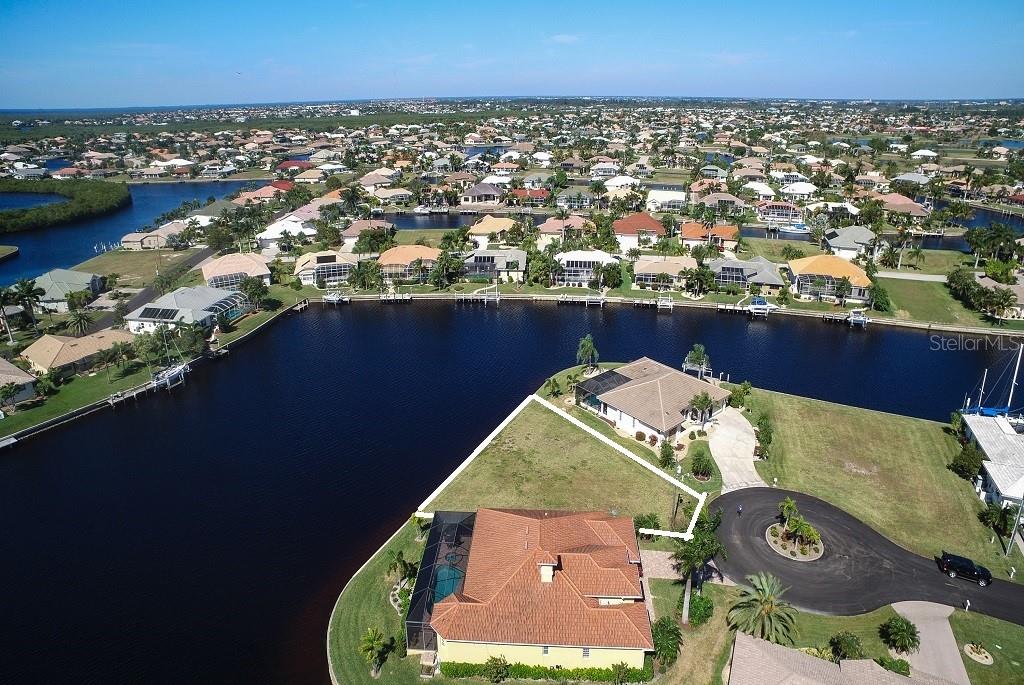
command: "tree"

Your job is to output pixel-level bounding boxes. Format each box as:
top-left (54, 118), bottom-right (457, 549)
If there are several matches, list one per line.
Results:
top-left (691, 391), bottom-right (714, 427)
top-left (153, 272), bottom-right (175, 295)
top-left (13, 278), bottom-right (44, 329)
top-left (543, 376), bottom-right (562, 398)
top-left (727, 572), bottom-right (797, 644)
top-left (238, 276), bottom-right (269, 310)
top-left (778, 497), bottom-right (798, 524)
top-left (113, 298), bottom-right (130, 328)
top-left (659, 440), bottom-right (675, 468)
top-left (0, 382), bottom-right (20, 410)
top-left (869, 282), bottom-right (891, 312)
top-left (350, 260), bottom-right (383, 291)
top-left (949, 441), bottom-right (983, 480)
top-left (652, 616), bottom-right (683, 665)
top-left (879, 616), bottom-right (920, 654)
top-left (482, 655), bottom-right (509, 683)
top-left (684, 343), bottom-right (710, 378)
top-left (834, 277), bottom-right (852, 305)
top-left (576, 334), bottom-right (598, 371)
top-left (830, 631), bottom-right (865, 660)
top-left (66, 307), bottom-right (94, 337)
top-left (358, 627), bottom-right (387, 678)
top-left (672, 507), bottom-right (727, 623)
top-left (691, 446), bottom-right (714, 478)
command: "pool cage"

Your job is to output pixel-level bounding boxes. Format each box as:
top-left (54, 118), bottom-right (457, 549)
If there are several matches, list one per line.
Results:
top-left (406, 511), bottom-right (476, 653)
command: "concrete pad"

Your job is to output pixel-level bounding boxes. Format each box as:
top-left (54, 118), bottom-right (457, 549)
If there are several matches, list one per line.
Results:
top-left (892, 601), bottom-right (970, 685)
top-left (708, 407), bottom-right (765, 491)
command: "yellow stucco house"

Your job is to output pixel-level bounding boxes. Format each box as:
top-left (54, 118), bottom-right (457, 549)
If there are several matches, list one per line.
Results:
top-left (406, 508), bottom-right (653, 672)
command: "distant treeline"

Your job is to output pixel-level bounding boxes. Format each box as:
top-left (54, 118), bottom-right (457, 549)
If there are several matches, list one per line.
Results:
top-left (0, 178), bottom-right (131, 232)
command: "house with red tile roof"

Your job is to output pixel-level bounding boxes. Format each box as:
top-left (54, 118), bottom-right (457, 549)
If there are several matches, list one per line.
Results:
top-left (420, 508), bottom-right (653, 669)
top-left (612, 212), bottom-right (665, 251)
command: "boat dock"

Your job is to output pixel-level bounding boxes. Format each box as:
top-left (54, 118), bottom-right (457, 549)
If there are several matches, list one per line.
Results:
top-left (557, 294), bottom-right (606, 307)
top-left (380, 292), bottom-right (412, 303)
top-left (456, 286), bottom-right (500, 306)
top-left (717, 301), bottom-right (773, 318)
top-left (322, 292), bottom-right (351, 305)
top-left (293, 298), bottom-right (310, 312)
top-left (822, 309), bottom-right (870, 327)
top-left (632, 296), bottom-right (675, 311)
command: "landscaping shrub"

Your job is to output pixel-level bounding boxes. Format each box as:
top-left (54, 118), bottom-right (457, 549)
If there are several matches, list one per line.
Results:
top-left (483, 655), bottom-right (509, 683)
top-left (636, 431), bottom-right (645, 441)
top-left (633, 513), bottom-right (660, 538)
top-left (879, 616), bottom-right (921, 654)
top-left (949, 441), bottom-right (983, 480)
top-left (652, 616), bottom-right (682, 665)
top-left (829, 631), bottom-right (864, 659)
top-left (658, 441), bottom-right (675, 468)
top-left (691, 448), bottom-right (714, 479)
top-left (696, 429), bottom-right (707, 438)
top-left (440, 659), bottom-right (653, 682)
top-left (648, 435), bottom-right (658, 446)
top-left (688, 431), bottom-right (696, 440)
top-left (875, 656), bottom-right (911, 676)
top-left (688, 593), bottom-right (715, 626)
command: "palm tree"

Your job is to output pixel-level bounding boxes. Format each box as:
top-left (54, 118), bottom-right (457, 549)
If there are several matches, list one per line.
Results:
top-left (0, 286), bottom-right (16, 344)
top-left (684, 343), bottom-right (710, 378)
top-left (576, 334), bottom-right (598, 372)
top-left (671, 507), bottom-right (727, 624)
top-left (13, 279), bottom-right (44, 329)
top-left (66, 308), bottom-right (94, 337)
top-left (0, 382), bottom-right (20, 410)
top-left (727, 572), bottom-right (797, 644)
top-left (778, 497), bottom-right (798, 524)
top-left (908, 245), bottom-right (925, 269)
top-left (691, 391), bottom-right (714, 428)
top-left (358, 626), bottom-right (387, 678)
top-left (543, 376), bottom-right (563, 398)
top-left (879, 616), bottom-right (921, 654)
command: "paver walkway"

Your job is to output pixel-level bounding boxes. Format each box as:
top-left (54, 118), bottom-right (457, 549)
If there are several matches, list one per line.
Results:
top-left (640, 549), bottom-right (677, 579)
top-left (708, 407), bottom-right (765, 492)
top-left (892, 601), bottom-right (970, 685)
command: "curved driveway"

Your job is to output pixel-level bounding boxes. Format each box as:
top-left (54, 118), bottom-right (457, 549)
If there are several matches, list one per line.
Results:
top-left (712, 488), bottom-right (1024, 626)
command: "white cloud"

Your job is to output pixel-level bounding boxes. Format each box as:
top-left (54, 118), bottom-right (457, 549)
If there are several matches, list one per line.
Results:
top-left (547, 33), bottom-right (580, 44)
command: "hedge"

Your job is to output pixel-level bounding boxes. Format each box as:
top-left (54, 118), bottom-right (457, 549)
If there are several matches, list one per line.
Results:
top-left (0, 178), bottom-right (132, 232)
top-left (440, 655), bottom-right (654, 682)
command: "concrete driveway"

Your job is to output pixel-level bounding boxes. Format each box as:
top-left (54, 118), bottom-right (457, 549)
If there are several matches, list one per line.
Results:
top-left (892, 601), bottom-right (970, 685)
top-left (708, 407), bottom-right (765, 491)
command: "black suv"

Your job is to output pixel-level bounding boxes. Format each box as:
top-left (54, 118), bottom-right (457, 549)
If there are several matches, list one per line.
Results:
top-left (939, 552), bottom-right (992, 587)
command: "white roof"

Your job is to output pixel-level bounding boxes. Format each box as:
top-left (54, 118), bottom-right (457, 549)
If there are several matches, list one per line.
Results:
top-left (152, 158), bottom-right (194, 167)
top-left (911, 149), bottom-right (939, 157)
top-left (743, 181), bottom-right (776, 197)
top-left (963, 414), bottom-right (1024, 501)
top-left (605, 175), bottom-right (642, 188)
top-left (257, 216), bottom-right (316, 240)
top-left (781, 182), bottom-right (818, 196)
top-left (805, 201), bottom-right (860, 215)
top-left (556, 249), bottom-right (617, 265)
top-left (646, 189), bottom-right (687, 202)
top-left (480, 175), bottom-right (512, 185)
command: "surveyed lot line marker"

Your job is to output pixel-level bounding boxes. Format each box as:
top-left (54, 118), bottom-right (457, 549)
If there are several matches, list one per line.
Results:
top-left (418, 394), bottom-right (705, 541)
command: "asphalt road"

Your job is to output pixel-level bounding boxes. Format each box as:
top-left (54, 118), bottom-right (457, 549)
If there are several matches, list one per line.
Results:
top-left (713, 488), bottom-right (1024, 626)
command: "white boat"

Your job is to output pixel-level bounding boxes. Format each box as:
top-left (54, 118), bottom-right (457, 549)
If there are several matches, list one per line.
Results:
top-left (413, 205), bottom-right (431, 214)
top-left (776, 222), bottom-right (810, 234)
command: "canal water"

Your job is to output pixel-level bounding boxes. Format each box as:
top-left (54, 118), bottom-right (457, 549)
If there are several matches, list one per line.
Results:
top-left (0, 181), bottom-right (251, 285)
top-left (0, 192), bottom-right (67, 211)
top-left (0, 301), bottom-right (1014, 684)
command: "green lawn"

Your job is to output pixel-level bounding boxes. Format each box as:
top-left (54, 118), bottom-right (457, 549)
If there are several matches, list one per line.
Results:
top-left (790, 605), bottom-right (899, 657)
top-left (395, 229), bottom-right (447, 247)
top-left (73, 248), bottom-right (201, 287)
top-left (746, 388), bottom-right (1024, 582)
top-left (881, 249), bottom-right (975, 276)
top-left (740, 238), bottom-right (824, 263)
top-left (0, 364), bottom-right (151, 437)
top-left (651, 582), bottom-right (739, 685)
top-left (874, 277), bottom-right (1024, 329)
top-left (948, 609), bottom-right (1024, 685)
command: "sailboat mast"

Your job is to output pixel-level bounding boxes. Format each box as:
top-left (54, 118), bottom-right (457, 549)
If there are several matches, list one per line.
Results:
top-left (978, 369), bottom-right (988, 409)
top-left (1007, 342), bottom-right (1023, 413)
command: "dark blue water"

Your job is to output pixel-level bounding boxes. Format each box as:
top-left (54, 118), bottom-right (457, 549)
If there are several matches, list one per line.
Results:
top-left (982, 139), bottom-right (1024, 149)
top-left (0, 302), bottom-right (1011, 684)
top-left (463, 145), bottom-right (507, 157)
top-left (0, 192), bottom-right (67, 210)
top-left (385, 212), bottom-right (476, 229)
top-left (0, 181), bottom-right (250, 285)
top-left (705, 152), bottom-right (735, 165)
top-left (42, 157), bottom-right (72, 171)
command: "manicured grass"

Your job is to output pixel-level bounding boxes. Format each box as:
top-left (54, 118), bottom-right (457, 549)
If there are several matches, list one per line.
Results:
top-left (790, 605), bottom-right (899, 657)
top-left (425, 401), bottom-right (684, 525)
top-left (649, 578), bottom-right (683, 621)
top-left (881, 249), bottom-right (974, 276)
top-left (395, 229), bottom-right (447, 247)
top-left (0, 364), bottom-right (151, 437)
top-left (679, 439), bottom-right (723, 496)
top-left (746, 387), bottom-right (1024, 582)
top-left (73, 248), bottom-right (200, 287)
top-left (740, 238), bottom-right (824, 263)
top-left (948, 609), bottom-right (1024, 685)
top-left (878, 277), bottom-right (983, 326)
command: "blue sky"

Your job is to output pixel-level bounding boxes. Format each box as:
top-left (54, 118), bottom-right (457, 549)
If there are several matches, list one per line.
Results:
top-left (1, 0), bottom-right (1021, 108)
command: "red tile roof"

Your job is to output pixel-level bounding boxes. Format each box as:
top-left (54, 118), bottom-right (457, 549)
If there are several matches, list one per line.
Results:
top-left (430, 509), bottom-right (653, 650)
top-left (612, 212), bottom-right (665, 236)
top-left (679, 222), bottom-right (739, 241)
top-left (511, 188), bottom-right (550, 199)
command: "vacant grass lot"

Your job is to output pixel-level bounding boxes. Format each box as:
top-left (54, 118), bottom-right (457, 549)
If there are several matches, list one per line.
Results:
top-left (878, 277), bottom-right (984, 326)
top-left (881, 249), bottom-right (975, 276)
top-left (740, 238), bottom-right (824, 263)
top-left (395, 229), bottom-right (447, 247)
top-left (747, 388), bottom-right (1023, 581)
top-left (425, 401), bottom-right (682, 524)
top-left (948, 609), bottom-right (1024, 685)
top-left (74, 248), bottom-right (200, 287)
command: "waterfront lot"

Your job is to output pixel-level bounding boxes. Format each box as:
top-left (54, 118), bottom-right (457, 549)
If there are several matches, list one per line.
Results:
top-left (740, 237), bottom-right (824, 263)
top-left (879, 277), bottom-right (984, 326)
top-left (74, 248), bottom-right (200, 287)
top-left (424, 400), bottom-right (683, 524)
top-left (948, 609), bottom-right (1024, 685)
top-left (746, 387), bottom-right (1024, 582)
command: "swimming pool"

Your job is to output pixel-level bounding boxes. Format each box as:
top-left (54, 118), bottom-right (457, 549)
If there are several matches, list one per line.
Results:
top-left (432, 564), bottom-right (465, 602)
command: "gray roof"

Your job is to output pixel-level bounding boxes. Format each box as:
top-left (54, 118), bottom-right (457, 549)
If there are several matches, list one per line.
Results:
top-left (189, 200), bottom-right (237, 218)
top-left (825, 225), bottom-right (876, 251)
top-left (465, 248), bottom-right (526, 271)
top-left (962, 414), bottom-right (1024, 500)
top-left (464, 183), bottom-right (502, 197)
top-left (892, 172), bottom-right (931, 185)
top-left (35, 269), bottom-right (100, 301)
top-left (126, 285), bottom-right (246, 325)
top-left (708, 256), bottom-right (785, 286)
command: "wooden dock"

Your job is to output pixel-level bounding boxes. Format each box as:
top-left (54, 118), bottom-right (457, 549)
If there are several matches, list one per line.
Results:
top-left (380, 292), bottom-right (412, 303)
top-left (558, 294), bottom-right (606, 307)
top-left (456, 291), bottom-right (500, 305)
top-left (322, 292), bottom-right (351, 305)
top-left (822, 311), bottom-right (870, 327)
top-left (632, 296), bottom-right (674, 311)
top-left (293, 298), bottom-right (310, 312)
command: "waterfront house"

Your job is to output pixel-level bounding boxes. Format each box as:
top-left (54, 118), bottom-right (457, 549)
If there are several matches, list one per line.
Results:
top-left (0, 357), bottom-right (37, 405)
top-left (779, 182), bottom-right (818, 201)
top-left (188, 200), bottom-right (237, 226)
top-left (340, 219), bottom-right (396, 253)
top-left (743, 181), bottom-right (776, 202)
top-left (708, 256), bottom-right (785, 295)
top-left (461, 183), bottom-right (503, 205)
top-left (125, 286), bottom-right (251, 333)
top-left (463, 248), bottom-right (527, 283)
top-left (605, 175), bottom-right (643, 190)
top-left (786, 255), bottom-right (871, 303)
top-left (678, 223), bottom-right (739, 252)
top-left (554, 249), bottom-right (617, 287)
top-left (645, 189), bottom-right (687, 213)
top-left (694, 192), bottom-right (744, 214)
top-left (201, 253), bottom-right (271, 289)
top-left (590, 161), bottom-right (620, 179)
top-left (824, 225), bottom-right (878, 261)
top-left (756, 200), bottom-right (803, 224)
top-left (256, 215), bottom-right (317, 249)
top-left (555, 189), bottom-right (596, 211)
top-left (960, 414), bottom-right (1024, 510)
top-left (699, 165), bottom-right (728, 179)
top-left (21, 328), bottom-right (135, 376)
top-left (293, 251), bottom-right (359, 287)
top-left (468, 215), bottom-right (515, 248)
top-left (374, 187), bottom-right (414, 204)
top-left (377, 245), bottom-right (441, 281)
top-left (632, 255), bottom-right (697, 290)
top-left (411, 508), bottom-right (652, 669)
top-left (575, 357), bottom-right (730, 444)
top-left (35, 269), bottom-right (103, 313)
top-left (612, 212), bottom-right (666, 251)
top-left (358, 172), bottom-right (393, 192)
top-left (537, 214), bottom-right (588, 249)
top-left (121, 220), bottom-right (188, 250)
top-left (510, 187), bottom-right (550, 206)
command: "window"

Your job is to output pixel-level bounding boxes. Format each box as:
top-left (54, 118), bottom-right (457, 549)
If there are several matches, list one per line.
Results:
top-left (542, 646), bottom-right (549, 655)
top-left (582, 648), bottom-right (590, 659)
